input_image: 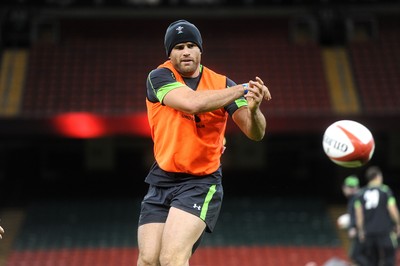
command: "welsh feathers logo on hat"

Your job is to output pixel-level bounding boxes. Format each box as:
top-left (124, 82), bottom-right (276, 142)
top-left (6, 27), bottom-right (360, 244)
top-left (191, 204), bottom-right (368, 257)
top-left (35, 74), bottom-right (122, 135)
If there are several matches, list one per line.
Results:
top-left (176, 26), bottom-right (184, 34)
top-left (164, 20), bottom-right (203, 56)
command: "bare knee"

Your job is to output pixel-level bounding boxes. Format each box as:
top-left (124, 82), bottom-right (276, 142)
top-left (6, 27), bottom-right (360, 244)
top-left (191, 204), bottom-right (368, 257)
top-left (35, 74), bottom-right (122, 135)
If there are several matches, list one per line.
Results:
top-left (137, 251), bottom-right (160, 266)
top-left (159, 249), bottom-right (191, 266)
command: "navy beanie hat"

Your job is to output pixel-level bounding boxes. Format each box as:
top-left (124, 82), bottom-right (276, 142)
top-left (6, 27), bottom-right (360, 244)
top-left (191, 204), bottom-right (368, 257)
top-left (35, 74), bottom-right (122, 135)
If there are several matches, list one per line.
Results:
top-left (164, 20), bottom-right (203, 57)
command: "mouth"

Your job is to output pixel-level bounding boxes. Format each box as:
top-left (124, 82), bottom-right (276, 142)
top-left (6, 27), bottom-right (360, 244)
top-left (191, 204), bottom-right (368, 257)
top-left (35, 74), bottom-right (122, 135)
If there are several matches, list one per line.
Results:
top-left (181, 59), bottom-right (193, 64)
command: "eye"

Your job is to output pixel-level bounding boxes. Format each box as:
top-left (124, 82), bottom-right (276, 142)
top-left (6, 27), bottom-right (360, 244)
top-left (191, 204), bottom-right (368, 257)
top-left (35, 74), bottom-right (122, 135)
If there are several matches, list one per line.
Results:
top-left (174, 44), bottom-right (185, 50)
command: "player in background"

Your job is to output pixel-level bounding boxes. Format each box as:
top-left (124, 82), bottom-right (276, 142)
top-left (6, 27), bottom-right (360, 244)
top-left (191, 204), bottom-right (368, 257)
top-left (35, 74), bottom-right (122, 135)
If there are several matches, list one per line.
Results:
top-left (354, 166), bottom-right (400, 266)
top-left (137, 19), bottom-right (271, 266)
top-left (341, 175), bottom-right (367, 266)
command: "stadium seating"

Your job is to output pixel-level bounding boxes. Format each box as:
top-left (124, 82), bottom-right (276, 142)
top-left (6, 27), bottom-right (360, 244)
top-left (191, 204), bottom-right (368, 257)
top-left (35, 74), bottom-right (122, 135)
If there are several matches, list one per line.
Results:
top-left (9, 16), bottom-right (399, 135)
top-left (5, 197), bottom-right (347, 266)
top-left (2, 14), bottom-right (400, 266)
top-left (20, 18), bottom-right (332, 117)
top-left (348, 17), bottom-right (400, 115)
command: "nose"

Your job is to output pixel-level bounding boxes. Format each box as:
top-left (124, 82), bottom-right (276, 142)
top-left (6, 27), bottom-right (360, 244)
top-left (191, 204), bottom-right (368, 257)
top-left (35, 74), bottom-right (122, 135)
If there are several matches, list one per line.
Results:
top-left (182, 45), bottom-right (191, 55)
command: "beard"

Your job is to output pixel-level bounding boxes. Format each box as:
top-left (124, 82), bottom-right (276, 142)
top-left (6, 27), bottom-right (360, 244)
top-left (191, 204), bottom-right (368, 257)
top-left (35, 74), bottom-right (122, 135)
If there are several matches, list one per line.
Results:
top-left (179, 64), bottom-right (197, 76)
top-left (172, 58), bottom-right (200, 77)
top-left (179, 61), bottom-right (198, 76)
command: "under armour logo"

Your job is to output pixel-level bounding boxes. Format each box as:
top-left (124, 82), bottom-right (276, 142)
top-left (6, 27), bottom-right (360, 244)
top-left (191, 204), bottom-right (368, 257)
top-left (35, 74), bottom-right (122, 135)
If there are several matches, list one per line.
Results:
top-left (176, 26), bottom-right (184, 34)
top-left (193, 204), bottom-right (201, 210)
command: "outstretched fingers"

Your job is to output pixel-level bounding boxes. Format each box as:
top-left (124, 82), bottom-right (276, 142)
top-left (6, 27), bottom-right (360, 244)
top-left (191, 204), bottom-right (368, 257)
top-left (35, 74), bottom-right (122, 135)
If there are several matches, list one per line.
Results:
top-left (255, 76), bottom-right (271, 101)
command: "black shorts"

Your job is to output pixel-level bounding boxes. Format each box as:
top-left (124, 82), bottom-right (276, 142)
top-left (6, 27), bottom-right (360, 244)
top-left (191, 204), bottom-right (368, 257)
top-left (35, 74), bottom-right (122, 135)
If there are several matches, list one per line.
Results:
top-left (138, 182), bottom-right (223, 233)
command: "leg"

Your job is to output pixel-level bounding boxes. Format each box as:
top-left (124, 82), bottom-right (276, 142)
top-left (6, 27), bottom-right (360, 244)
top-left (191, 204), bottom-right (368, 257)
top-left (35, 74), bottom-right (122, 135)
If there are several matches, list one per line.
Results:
top-left (137, 182), bottom-right (222, 266)
top-left (137, 185), bottom-right (170, 266)
top-left (192, 230), bottom-right (205, 254)
top-left (380, 233), bottom-right (397, 266)
top-left (362, 235), bottom-right (377, 266)
top-left (382, 247), bottom-right (396, 266)
top-left (159, 207), bottom-right (206, 266)
top-left (137, 223), bottom-right (165, 266)
top-left (350, 237), bottom-right (369, 266)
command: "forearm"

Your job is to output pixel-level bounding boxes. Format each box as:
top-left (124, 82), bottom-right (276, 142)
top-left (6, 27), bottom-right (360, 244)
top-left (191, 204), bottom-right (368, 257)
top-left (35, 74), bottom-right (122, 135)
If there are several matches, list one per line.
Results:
top-left (245, 108), bottom-right (266, 141)
top-left (193, 85), bottom-right (246, 113)
top-left (163, 84), bottom-right (246, 114)
top-left (388, 205), bottom-right (400, 225)
top-left (233, 107), bottom-right (266, 141)
top-left (355, 206), bottom-right (364, 234)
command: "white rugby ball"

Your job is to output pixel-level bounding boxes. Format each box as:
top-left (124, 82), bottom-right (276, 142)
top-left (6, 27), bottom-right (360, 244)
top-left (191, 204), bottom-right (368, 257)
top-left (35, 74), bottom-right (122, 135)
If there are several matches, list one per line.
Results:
top-left (322, 120), bottom-right (375, 168)
top-left (337, 213), bottom-right (350, 229)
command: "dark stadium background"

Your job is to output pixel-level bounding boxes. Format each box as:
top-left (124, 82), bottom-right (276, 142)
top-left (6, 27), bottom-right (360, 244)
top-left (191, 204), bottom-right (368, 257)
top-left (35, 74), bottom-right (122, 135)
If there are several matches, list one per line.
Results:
top-left (0, 1), bottom-right (399, 265)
